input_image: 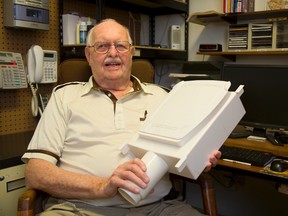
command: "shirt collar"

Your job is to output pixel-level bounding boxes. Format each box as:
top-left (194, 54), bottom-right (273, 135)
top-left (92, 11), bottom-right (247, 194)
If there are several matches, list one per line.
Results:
top-left (80, 75), bottom-right (154, 96)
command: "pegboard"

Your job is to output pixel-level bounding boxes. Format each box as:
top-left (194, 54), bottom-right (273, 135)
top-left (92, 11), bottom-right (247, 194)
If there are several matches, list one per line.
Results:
top-left (0, 0), bottom-right (141, 136)
top-left (0, 1), bottom-right (60, 135)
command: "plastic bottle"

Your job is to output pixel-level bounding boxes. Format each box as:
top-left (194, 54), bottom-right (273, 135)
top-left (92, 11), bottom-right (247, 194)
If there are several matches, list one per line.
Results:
top-left (86, 17), bottom-right (94, 33)
top-left (79, 21), bottom-right (87, 44)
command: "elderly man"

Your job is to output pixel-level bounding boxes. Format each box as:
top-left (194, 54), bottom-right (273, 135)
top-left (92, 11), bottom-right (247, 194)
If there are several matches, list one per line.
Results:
top-left (22, 19), bottom-right (220, 216)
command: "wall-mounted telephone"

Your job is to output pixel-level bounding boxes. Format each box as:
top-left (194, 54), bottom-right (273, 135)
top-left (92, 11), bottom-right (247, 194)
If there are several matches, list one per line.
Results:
top-left (26, 45), bottom-right (58, 117)
top-left (0, 51), bottom-right (28, 89)
top-left (27, 45), bottom-right (58, 84)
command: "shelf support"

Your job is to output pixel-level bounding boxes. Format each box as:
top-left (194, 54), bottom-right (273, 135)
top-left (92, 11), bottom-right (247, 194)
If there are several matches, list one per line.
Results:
top-left (96, 0), bottom-right (105, 22)
top-left (149, 15), bottom-right (155, 46)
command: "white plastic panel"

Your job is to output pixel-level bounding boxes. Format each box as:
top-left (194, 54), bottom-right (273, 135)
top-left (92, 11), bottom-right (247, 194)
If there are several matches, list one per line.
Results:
top-left (139, 80), bottom-right (231, 145)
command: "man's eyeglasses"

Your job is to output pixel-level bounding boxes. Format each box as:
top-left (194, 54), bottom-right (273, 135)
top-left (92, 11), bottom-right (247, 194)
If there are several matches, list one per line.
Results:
top-left (88, 41), bottom-right (131, 54)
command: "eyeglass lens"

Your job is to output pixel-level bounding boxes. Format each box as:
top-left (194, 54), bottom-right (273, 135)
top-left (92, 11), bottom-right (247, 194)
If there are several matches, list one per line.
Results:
top-left (94, 41), bottom-right (130, 53)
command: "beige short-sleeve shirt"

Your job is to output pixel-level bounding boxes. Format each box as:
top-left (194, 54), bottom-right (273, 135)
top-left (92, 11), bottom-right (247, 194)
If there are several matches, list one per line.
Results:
top-left (22, 76), bottom-right (171, 207)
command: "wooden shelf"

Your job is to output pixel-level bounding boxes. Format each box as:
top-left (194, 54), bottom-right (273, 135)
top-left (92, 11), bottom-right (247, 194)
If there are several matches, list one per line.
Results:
top-left (223, 9), bottom-right (288, 23)
top-left (61, 45), bottom-right (187, 61)
top-left (192, 10), bottom-right (288, 58)
top-left (134, 46), bottom-right (187, 60)
top-left (104, 0), bottom-right (188, 15)
top-left (189, 9), bottom-right (288, 25)
top-left (197, 50), bottom-right (288, 55)
top-left (60, 0), bottom-right (189, 62)
top-left (197, 50), bottom-right (288, 61)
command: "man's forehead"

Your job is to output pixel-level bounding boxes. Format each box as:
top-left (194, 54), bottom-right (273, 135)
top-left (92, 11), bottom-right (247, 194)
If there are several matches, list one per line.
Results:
top-left (94, 23), bottom-right (128, 41)
top-left (94, 30), bottom-right (128, 41)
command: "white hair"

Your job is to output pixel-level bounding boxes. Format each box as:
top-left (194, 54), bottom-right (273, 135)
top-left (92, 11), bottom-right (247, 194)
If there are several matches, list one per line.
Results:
top-left (86, 19), bottom-right (133, 46)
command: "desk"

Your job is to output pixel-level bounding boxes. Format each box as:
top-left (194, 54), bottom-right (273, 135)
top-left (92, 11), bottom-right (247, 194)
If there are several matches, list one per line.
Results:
top-left (0, 131), bottom-right (33, 216)
top-left (218, 138), bottom-right (288, 182)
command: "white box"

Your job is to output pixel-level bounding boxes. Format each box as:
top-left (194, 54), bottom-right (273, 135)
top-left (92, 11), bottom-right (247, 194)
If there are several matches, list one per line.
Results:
top-left (62, 14), bottom-right (79, 45)
top-left (170, 25), bottom-right (181, 49)
top-left (121, 80), bottom-right (245, 180)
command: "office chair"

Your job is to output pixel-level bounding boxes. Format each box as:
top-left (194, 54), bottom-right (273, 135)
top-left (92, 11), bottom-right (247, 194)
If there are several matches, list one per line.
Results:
top-left (57, 58), bottom-right (155, 84)
top-left (58, 58), bottom-right (92, 84)
top-left (17, 58), bottom-right (217, 216)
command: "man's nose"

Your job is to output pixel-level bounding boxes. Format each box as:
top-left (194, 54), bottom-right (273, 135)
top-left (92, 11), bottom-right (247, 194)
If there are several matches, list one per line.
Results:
top-left (107, 44), bottom-right (118, 56)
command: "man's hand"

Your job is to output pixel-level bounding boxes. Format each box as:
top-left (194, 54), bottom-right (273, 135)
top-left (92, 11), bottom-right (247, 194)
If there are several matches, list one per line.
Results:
top-left (203, 150), bottom-right (221, 172)
top-left (104, 158), bottom-right (150, 197)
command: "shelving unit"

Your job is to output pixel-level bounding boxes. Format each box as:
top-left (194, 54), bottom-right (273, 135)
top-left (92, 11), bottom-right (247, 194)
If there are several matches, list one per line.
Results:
top-left (191, 9), bottom-right (288, 59)
top-left (62, 45), bottom-right (188, 61)
top-left (228, 24), bottom-right (249, 50)
top-left (60, 0), bottom-right (189, 61)
top-left (198, 50), bottom-right (288, 55)
top-left (191, 9), bottom-right (288, 25)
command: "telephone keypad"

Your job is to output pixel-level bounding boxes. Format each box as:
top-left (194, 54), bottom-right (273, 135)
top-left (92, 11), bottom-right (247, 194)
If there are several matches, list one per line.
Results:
top-left (0, 52), bottom-right (27, 89)
top-left (2, 69), bottom-right (21, 88)
top-left (41, 52), bottom-right (57, 83)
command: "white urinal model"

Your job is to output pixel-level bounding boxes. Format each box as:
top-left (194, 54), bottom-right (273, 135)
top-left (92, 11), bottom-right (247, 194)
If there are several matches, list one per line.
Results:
top-left (119, 80), bottom-right (246, 205)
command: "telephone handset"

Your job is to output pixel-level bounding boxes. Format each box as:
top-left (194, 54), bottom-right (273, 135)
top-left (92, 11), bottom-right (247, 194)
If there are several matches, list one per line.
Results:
top-left (27, 45), bottom-right (44, 83)
top-left (26, 45), bottom-right (58, 117)
top-left (27, 45), bottom-right (58, 84)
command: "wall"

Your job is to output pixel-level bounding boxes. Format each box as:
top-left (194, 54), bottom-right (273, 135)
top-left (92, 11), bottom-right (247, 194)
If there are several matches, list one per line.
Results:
top-left (0, 1), bottom-right (60, 136)
top-left (0, 0), bottom-right (142, 136)
top-left (153, 14), bottom-right (186, 88)
top-left (188, 0), bottom-right (226, 61)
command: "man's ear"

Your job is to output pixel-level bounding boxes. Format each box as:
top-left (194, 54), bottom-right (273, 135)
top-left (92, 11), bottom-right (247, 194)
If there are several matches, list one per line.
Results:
top-left (130, 46), bottom-right (135, 58)
top-left (84, 47), bottom-right (91, 64)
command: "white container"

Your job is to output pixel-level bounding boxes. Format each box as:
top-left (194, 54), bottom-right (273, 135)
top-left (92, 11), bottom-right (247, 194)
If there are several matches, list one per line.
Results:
top-left (118, 151), bottom-right (168, 205)
top-left (62, 14), bottom-right (79, 45)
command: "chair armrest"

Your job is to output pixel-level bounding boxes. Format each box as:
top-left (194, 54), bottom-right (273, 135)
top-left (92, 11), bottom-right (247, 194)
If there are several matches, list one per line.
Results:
top-left (17, 189), bottom-right (38, 216)
top-left (17, 189), bottom-right (48, 216)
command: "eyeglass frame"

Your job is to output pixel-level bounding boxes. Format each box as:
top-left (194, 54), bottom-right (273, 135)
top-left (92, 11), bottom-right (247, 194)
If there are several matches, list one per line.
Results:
top-left (87, 41), bottom-right (132, 54)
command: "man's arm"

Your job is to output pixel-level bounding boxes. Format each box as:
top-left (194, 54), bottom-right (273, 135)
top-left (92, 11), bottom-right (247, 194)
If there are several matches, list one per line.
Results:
top-left (25, 150), bottom-right (220, 199)
top-left (25, 158), bottom-right (149, 199)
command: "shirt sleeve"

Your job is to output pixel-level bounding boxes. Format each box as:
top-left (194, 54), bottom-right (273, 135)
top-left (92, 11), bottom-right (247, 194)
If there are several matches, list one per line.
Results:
top-left (22, 86), bottom-right (69, 164)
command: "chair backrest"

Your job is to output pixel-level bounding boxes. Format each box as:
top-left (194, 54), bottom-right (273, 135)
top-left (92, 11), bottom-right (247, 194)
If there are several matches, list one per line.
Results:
top-left (131, 59), bottom-right (154, 83)
top-left (58, 58), bottom-right (154, 84)
top-left (58, 59), bottom-right (92, 84)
